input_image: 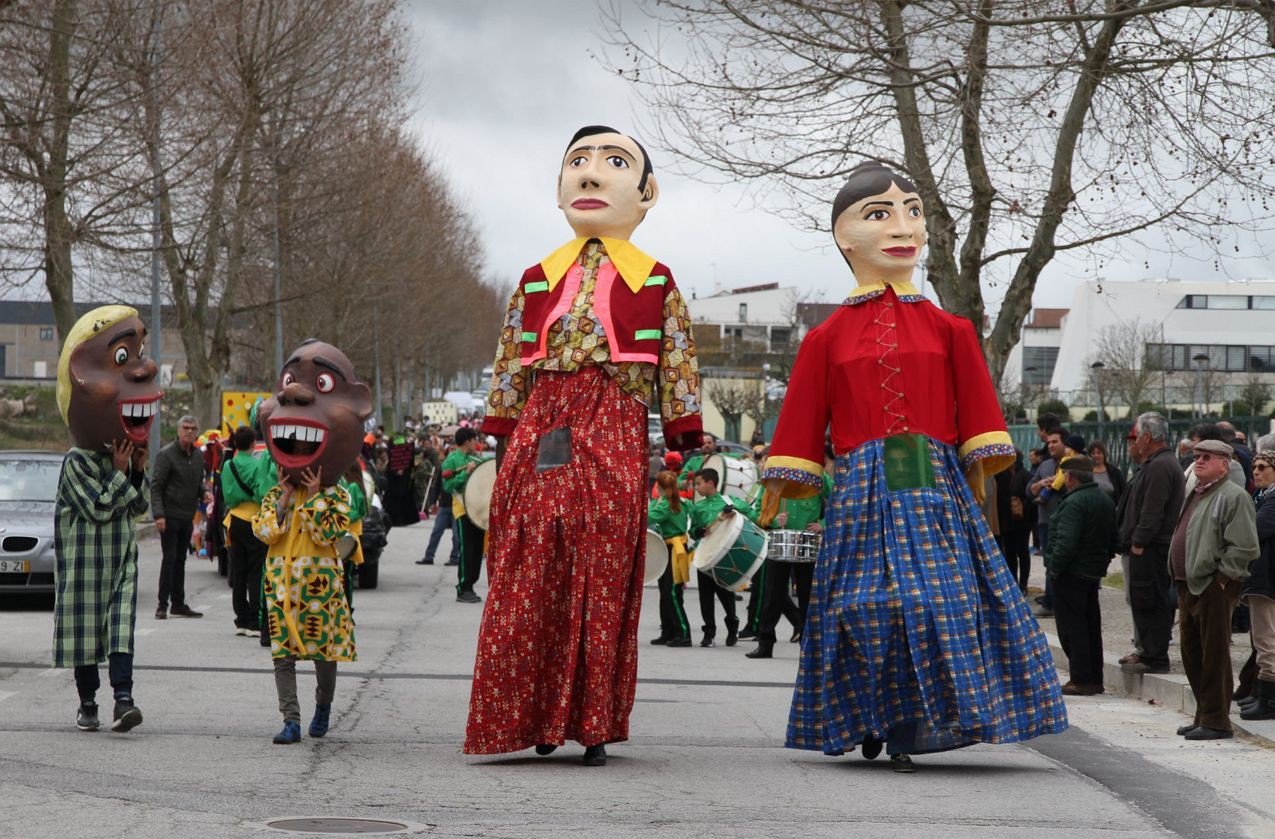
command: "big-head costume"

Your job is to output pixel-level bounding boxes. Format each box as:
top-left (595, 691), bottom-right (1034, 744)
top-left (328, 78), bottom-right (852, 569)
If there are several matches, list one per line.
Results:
top-left (761, 162), bottom-right (1066, 759)
top-left (53, 306), bottom-right (161, 718)
top-left (252, 340), bottom-right (372, 663)
top-left (465, 126), bottom-right (704, 756)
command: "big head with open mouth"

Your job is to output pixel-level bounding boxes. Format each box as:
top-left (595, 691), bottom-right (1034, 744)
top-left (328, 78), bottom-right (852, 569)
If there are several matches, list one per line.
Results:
top-left (557, 125), bottom-right (659, 241)
top-left (58, 305), bottom-right (163, 452)
top-left (831, 161), bottom-right (928, 286)
top-left (259, 340), bottom-right (372, 487)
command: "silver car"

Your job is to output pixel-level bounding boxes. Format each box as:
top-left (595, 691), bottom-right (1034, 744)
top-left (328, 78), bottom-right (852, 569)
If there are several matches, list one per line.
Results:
top-left (0, 450), bottom-right (62, 598)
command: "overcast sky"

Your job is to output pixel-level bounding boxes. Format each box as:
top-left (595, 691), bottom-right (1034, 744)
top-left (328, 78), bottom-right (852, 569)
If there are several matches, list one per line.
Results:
top-left (403, 1), bottom-right (1274, 314)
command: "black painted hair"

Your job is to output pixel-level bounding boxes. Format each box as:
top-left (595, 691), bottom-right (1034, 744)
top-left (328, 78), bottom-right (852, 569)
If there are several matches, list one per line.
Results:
top-left (830, 161), bottom-right (919, 229)
top-left (565, 125), bottom-right (653, 193)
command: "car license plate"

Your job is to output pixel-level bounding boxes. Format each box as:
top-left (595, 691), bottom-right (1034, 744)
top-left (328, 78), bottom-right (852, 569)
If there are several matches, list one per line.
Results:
top-left (0, 559), bottom-right (29, 573)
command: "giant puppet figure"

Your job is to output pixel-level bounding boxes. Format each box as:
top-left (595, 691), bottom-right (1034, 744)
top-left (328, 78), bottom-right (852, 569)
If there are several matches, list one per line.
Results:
top-left (465, 126), bottom-right (704, 765)
top-left (760, 162), bottom-right (1067, 772)
top-left (53, 305), bottom-right (162, 733)
top-left (252, 339), bottom-right (372, 744)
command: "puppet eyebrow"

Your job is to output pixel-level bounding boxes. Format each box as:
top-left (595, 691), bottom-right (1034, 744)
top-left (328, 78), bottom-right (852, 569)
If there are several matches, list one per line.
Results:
top-left (862, 200), bottom-right (895, 209)
top-left (312, 356), bottom-right (348, 380)
top-left (903, 197), bottom-right (921, 206)
top-left (107, 328), bottom-right (138, 346)
top-left (567, 144), bottom-right (635, 159)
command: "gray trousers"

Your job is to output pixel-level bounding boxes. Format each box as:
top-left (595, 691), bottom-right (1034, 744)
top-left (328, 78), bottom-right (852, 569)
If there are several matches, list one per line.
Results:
top-left (273, 657), bottom-right (337, 722)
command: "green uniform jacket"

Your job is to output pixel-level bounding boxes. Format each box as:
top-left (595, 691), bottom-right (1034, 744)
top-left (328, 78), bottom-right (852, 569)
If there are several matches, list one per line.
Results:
top-left (751, 473), bottom-right (831, 531)
top-left (221, 450), bottom-right (267, 508)
top-left (688, 492), bottom-right (751, 543)
top-left (679, 453), bottom-right (708, 486)
top-left (1177, 478), bottom-right (1260, 595)
top-left (53, 448), bottom-right (150, 667)
top-left (441, 449), bottom-right (476, 498)
top-left (648, 496), bottom-right (689, 539)
top-left (342, 478), bottom-right (367, 524)
top-left (1045, 481), bottom-right (1119, 581)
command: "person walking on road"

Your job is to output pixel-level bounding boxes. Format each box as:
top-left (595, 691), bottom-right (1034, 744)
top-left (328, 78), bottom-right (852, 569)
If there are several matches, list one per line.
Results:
top-left (1118, 412), bottom-right (1186, 676)
top-left (151, 415), bottom-right (205, 620)
top-left (1173, 439), bottom-right (1259, 741)
top-left (221, 425), bottom-right (268, 637)
top-left (1044, 456), bottom-right (1119, 696)
top-left (1238, 452), bottom-right (1275, 720)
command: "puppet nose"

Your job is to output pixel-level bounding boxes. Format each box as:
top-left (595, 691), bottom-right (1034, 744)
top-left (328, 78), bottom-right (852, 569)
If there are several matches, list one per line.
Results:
top-left (579, 176), bottom-right (601, 190)
top-left (129, 358), bottom-right (159, 382)
top-left (279, 382), bottom-right (315, 406)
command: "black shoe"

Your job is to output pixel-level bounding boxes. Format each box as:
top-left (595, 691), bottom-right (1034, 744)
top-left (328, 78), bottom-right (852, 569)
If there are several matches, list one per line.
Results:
top-left (666, 636), bottom-right (692, 647)
top-left (76, 701), bottom-right (100, 732)
top-left (725, 620), bottom-right (739, 647)
top-left (700, 635), bottom-right (715, 648)
top-left (415, 558), bottom-right (434, 565)
top-left (860, 736), bottom-right (883, 760)
top-left (535, 744), bottom-right (558, 756)
top-left (1183, 726), bottom-right (1233, 741)
top-left (738, 628), bottom-right (757, 641)
top-left (456, 590), bottom-right (482, 604)
top-left (1240, 700), bottom-right (1275, 721)
top-left (170, 605), bottom-right (203, 618)
top-left (890, 754), bottom-right (915, 773)
top-left (745, 644), bottom-right (773, 659)
top-left (154, 606), bottom-right (167, 620)
top-left (1176, 724), bottom-right (1199, 736)
top-left (111, 699), bottom-right (143, 733)
top-left (582, 744), bottom-right (607, 766)
top-left (443, 559), bottom-right (459, 566)
top-left (650, 635), bottom-right (671, 646)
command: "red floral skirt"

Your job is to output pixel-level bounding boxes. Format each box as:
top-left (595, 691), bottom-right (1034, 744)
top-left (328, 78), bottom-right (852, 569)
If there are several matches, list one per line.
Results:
top-left (464, 367), bottom-right (649, 754)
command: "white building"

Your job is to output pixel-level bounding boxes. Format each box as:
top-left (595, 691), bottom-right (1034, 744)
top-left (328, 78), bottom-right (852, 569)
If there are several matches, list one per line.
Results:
top-left (688, 282), bottom-right (801, 352)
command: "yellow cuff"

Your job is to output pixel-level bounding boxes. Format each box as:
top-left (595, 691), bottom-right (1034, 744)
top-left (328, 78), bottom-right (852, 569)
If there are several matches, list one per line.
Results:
top-left (958, 430), bottom-right (1015, 477)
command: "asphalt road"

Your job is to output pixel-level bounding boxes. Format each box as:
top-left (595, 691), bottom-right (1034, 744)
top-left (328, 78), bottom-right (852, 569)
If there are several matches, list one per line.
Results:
top-left (2, 523), bottom-right (1274, 839)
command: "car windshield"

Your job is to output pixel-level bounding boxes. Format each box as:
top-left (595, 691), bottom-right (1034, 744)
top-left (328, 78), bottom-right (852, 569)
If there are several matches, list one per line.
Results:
top-left (0, 458), bottom-right (61, 502)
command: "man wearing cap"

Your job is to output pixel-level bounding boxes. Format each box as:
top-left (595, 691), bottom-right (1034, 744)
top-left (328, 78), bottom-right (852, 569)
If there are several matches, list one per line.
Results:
top-left (1119, 412), bottom-right (1186, 676)
top-left (1171, 438), bottom-right (1259, 740)
top-left (1044, 455), bottom-right (1119, 696)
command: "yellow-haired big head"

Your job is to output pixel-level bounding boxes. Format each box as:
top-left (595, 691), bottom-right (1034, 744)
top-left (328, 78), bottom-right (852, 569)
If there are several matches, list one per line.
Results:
top-left (57, 305), bottom-right (163, 450)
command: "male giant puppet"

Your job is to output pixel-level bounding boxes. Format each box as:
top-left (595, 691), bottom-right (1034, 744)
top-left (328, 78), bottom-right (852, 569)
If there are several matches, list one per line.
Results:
top-left (465, 126), bottom-right (703, 765)
top-left (54, 306), bottom-right (162, 733)
top-left (253, 339), bottom-right (372, 744)
top-left (759, 162), bottom-right (1067, 772)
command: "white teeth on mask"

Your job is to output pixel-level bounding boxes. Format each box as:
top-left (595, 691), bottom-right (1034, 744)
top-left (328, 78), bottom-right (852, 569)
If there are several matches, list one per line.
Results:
top-left (142, 401), bottom-right (156, 417)
top-left (312, 428), bottom-right (325, 443)
top-left (122, 404), bottom-right (135, 418)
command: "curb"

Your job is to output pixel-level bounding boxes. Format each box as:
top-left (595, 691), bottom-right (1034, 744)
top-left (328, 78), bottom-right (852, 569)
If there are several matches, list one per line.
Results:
top-left (1043, 631), bottom-right (1275, 747)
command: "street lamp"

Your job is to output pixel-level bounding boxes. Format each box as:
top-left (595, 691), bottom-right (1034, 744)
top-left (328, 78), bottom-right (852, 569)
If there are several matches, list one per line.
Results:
top-left (1192, 352), bottom-right (1210, 419)
top-left (1090, 361), bottom-right (1106, 442)
top-left (1022, 366), bottom-right (1037, 419)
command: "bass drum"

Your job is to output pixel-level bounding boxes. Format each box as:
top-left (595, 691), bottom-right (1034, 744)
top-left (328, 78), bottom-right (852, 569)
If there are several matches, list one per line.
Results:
top-left (704, 454), bottom-right (758, 502)
top-left (644, 529), bottom-right (669, 584)
top-left (462, 458), bottom-right (498, 531)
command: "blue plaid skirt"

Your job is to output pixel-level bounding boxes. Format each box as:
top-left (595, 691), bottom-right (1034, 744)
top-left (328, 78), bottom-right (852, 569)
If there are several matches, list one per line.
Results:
top-left (787, 438), bottom-right (1068, 755)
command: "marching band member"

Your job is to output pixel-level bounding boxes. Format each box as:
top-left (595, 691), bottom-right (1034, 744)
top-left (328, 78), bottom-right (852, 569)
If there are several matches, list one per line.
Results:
top-left (688, 468), bottom-right (751, 647)
top-left (648, 470), bottom-right (692, 647)
top-left (440, 427), bottom-right (487, 604)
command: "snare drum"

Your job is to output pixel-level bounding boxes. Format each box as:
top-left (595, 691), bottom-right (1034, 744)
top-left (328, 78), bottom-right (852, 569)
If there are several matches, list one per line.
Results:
top-left (462, 458), bottom-right (498, 530)
top-left (693, 510), bottom-right (768, 592)
top-left (644, 530), bottom-right (669, 584)
top-left (768, 529), bottom-right (820, 563)
top-left (704, 454), bottom-right (759, 502)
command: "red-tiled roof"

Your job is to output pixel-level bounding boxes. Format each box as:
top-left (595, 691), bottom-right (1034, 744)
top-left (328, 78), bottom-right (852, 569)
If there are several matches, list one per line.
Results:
top-left (1027, 308), bottom-right (1068, 329)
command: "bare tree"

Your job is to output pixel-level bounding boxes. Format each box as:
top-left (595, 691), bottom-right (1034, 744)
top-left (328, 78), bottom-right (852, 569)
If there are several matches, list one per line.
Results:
top-left (1087, 318), bottom-right (1164, 415)
top-left (606, 1), bottom-right (1275, 383)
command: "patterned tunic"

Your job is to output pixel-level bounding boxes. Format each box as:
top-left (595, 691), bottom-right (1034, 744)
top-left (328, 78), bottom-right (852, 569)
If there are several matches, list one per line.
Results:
top-left (253, 484), bottom-right (356, 662)
top-left (53, 448), bottom-right (150, 667)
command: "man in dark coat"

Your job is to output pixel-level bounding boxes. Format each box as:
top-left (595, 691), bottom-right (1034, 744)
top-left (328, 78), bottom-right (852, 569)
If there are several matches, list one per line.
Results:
top-left (152, 414), bottom-right (205, 620)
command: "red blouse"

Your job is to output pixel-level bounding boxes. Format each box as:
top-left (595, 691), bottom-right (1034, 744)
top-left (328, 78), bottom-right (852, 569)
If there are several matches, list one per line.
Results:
top-left (762, 284), bottom-right (1014, 497)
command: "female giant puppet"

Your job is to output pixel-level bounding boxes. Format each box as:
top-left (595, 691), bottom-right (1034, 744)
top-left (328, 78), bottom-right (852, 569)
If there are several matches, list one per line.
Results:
top-left (54, 305), bottom-right (162, 733)
top-left (760, 162), bottom-right (1067, 772)
top-left (466, 126), bottom-right (703, 765)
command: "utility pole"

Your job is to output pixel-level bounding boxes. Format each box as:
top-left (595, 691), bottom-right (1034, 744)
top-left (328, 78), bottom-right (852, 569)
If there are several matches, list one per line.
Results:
top-left (373, 301), bottom-right (383, 427)
top-left (270, 118), bottom-right (285, 374)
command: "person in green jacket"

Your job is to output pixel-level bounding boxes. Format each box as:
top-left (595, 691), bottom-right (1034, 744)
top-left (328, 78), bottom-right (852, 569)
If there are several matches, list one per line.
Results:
top-left (689, 467), bottom-right (751, 647)
top-left (221, 426), bottom-right (270, 637)
top-left (442, 428), bottom-right (487, 603)
top-left (1044, 455), bottom-right (1119, 696)
top-left (679, 435), bottom-right (717, 492)
top-left (648, 470), bottom-right (692, 647)
top-left (745, 470), bottom-right (831, 659)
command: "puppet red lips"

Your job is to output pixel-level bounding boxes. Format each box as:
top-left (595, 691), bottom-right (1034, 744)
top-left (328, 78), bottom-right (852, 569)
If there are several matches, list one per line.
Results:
top-left (571, 198), bottom-right (609, 209)
top-left (883, 246), bottom-right (917, 257)
top-left (117, 395), bottom-right (162, 443)
top-left (268, 418), bottom-right (330, 470)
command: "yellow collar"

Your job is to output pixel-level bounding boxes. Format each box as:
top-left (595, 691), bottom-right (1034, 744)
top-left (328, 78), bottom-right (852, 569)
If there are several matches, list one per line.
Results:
top-left (540, 237), bottom-right (657, 294)
top-left (845, 279), bottom-right (922, 304)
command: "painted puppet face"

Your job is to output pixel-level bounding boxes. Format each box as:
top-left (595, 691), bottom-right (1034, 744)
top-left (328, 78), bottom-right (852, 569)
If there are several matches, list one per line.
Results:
top-left (833, 182), bottom-right (927, 282)
top-left (66, 316), bottom-right (162, 450)
top-left (558, 131), bottom-right (658, 240)
top-left (259, 341), bottom-right (373, 486)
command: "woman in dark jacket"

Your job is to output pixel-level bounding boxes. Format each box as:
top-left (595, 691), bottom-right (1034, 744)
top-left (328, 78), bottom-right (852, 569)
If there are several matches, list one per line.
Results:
top-left (1087, 441), bottom-right (1126, 506)
top-left (1238, 451), bottom-right (1275, 719)
top-left (994, 449), bottom-right (1033, 593)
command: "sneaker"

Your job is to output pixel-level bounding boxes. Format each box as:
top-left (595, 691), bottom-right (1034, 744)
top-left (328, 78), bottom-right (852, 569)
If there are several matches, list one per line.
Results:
top-left (76, 701), bottom-right (100, 732)
top-left (443, 559), bottom-right (459, 566)
top-left (170, 605), bottom-right (203, 618)
top-left (700, 635), bottom-right (715, 647)
top-left (725, 623), bottom-right (739, 647)
top-left (110, 699), bottom-right (143, 733)
top-left (456, 590), bottom-right (482, 604)
top-left (415, 558), bottom-right (434, 565)
top-left (309, 704), bottom-right (331, 738)
top-left (738, 628), bottom-right (757, 641)
top-left (244, 627), bottom-right (261, 637)
top-left (235, 627), bottom-right (250, 637)
top-left (890, 754), bottom-right (915, 773)
top-left (666, 636), bottom-right (692, 647)
top-left (273, 719), bottom-right (302, 744)
top-left (650, 635), bottom-right (671, 646)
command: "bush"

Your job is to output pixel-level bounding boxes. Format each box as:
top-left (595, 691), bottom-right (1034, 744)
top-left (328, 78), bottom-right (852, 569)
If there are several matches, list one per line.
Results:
top-left (1035, 398), bottom-right (1070, 421)
top-left (1133, 402), bottom-right (1169, 418)
top-left (1082, 409), bottom-right (1112, 422)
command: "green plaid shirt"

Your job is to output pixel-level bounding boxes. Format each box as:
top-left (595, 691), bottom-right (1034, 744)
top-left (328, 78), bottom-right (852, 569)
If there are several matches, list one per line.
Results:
top-left (52, 448), bottom-right (150, 667)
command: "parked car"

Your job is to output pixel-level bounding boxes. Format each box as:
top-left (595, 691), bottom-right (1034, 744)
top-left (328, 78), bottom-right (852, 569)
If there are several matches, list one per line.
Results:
top-left (0, 450), bottom-right (62, 599)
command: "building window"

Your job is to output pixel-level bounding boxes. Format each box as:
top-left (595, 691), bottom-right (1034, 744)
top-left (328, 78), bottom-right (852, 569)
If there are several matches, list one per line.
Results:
top-left (39, 327), bottom-right (54, 341)
top-left (1175, 294), bottom-right (1274, 310)
top-left (1253, 296), bottom-right (1275, 310)
top-left (723, 326), bottom-right (743, 340)
top-left (1021, 346), bottom-right (1059, 385)
top-left (1145, 342), bottom-right (1275, 372)
top-left (769, 327), bottom-right (791, 351)
top-left (738, 303), bottom-right (748, 322)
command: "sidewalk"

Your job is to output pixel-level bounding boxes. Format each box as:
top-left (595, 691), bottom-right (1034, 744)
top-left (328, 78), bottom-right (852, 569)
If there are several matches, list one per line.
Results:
top-left (1024, 554), bottom-right (1275, 746)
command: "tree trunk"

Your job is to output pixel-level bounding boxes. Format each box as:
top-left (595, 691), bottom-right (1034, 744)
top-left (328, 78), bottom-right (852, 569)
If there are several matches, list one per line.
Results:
top-left (43, 0), bottom-right (78, 347)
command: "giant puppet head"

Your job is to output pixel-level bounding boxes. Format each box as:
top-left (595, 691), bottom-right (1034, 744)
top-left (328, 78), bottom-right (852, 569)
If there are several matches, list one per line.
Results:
top-left (258, 340), bottom-right (372, 486)
top-left (57, 305), bottom-right (163, 451)
top-left (557, 125), bottom-right (659, 240)
top-left (830, 161), bottom-right (928, 283)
